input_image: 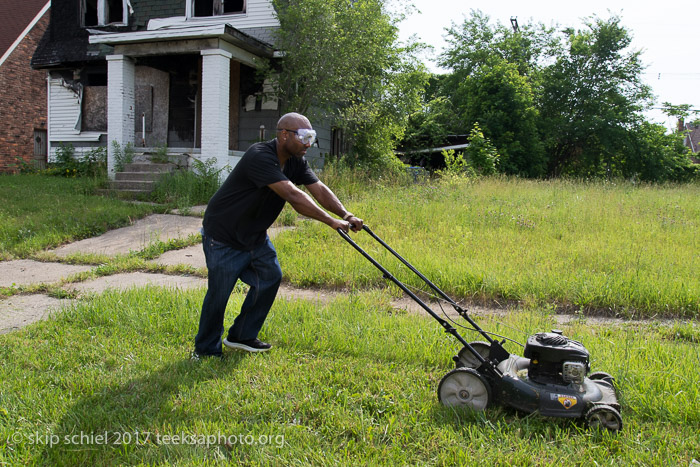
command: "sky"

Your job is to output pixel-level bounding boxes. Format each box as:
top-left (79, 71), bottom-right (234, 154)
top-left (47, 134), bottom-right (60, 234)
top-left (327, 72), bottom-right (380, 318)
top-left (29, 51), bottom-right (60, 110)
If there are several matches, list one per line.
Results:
top-left (393, 0), bottom-right (700, 129)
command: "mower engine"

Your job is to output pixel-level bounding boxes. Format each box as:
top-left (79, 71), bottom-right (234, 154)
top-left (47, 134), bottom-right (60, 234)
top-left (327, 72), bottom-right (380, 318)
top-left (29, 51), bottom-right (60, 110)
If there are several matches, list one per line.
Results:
top-left (523, 330), bottom-right (590, 386)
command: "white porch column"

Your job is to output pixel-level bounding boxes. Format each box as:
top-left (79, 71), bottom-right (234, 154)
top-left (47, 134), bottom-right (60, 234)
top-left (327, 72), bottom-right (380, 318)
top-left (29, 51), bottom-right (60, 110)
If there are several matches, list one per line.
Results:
top-left (106, 54), bottom-right (135, 179)
top-left (201, 49), bottom-right (232, 174)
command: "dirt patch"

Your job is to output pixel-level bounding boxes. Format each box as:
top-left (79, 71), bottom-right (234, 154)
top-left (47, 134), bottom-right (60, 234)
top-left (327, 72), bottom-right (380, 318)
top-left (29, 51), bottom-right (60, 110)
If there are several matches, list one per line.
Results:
top-left (277, 284), bottom-right (342, 303)
top-left (170, 205), bottom-right (207, 216)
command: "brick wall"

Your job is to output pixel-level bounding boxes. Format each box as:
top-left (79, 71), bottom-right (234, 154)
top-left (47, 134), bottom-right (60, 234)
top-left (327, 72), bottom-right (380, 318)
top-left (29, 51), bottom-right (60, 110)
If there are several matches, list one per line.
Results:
top-left (0, 10), bottom-right (49, 173)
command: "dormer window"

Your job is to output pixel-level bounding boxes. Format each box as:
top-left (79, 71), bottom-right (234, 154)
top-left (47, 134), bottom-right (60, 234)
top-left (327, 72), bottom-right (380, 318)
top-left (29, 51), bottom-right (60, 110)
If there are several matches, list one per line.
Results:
top-left (83, 0), bottom-right (127, 26)
top-left (193, 0), bottom-right (245, 17)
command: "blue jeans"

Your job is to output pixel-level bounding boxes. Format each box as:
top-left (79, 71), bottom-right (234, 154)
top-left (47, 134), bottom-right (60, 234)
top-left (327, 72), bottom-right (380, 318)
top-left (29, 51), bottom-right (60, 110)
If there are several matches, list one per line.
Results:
top-left (194, 231), bottom-right (282, 356)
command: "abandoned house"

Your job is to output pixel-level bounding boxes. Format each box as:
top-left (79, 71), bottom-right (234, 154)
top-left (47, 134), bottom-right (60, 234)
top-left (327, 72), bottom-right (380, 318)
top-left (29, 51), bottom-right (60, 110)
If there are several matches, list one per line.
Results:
top-left (30, 0), bottom-right (329, 179)
top-left (0, 0), bottom-right (50, 173)
top-left (682, 122), bottom-right (700, 156)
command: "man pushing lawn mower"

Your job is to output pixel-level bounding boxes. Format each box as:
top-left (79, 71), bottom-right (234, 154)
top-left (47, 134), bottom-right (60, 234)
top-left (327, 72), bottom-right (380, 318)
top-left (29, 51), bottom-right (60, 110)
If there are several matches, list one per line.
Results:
top-left (194, 112), bottom-right (363, 358)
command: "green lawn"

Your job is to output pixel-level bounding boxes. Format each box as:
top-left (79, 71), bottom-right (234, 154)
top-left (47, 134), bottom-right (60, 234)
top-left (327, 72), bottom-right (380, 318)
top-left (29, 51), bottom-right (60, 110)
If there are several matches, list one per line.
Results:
top-left (0, 288), bottom-right (698, 464)
top-left (277, 177), bottom-right (700, 319)
top-left (0, 175), bottom-right (157, 260)
top-left (0, 173), bottom-right (699, 464)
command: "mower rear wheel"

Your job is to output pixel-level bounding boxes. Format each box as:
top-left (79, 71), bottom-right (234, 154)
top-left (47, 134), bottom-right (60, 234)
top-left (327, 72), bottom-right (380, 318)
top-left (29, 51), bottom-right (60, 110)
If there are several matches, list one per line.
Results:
top-left (438, 368), bottom-right (491, 410)
top-left (456, 341), bottom-right (491, 369)
top-left (585, 404), bottom-right (623, 432)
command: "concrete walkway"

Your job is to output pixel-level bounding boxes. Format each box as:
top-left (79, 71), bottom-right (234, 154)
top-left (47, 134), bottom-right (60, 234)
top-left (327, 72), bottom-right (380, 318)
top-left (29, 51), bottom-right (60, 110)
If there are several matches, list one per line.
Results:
top-left (0, 207), bottom-right (622, 334)
top-left (0, 209), bottom-right (210, 333)
top-left (0, 206), bottom-right (319, 334)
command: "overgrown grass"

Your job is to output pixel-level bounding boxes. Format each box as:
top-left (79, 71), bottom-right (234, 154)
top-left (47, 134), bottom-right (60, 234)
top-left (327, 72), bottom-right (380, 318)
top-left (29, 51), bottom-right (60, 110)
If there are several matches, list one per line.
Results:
top-left (0, 175), bottom-right (157, 259)
top-left (1, 174), bottom-right (698, 319)
top-left (1, 173), bottom-right (699, 464)
top-left (150, 158), bottom-right (223, 208)
top-left (0, 288), bottom-right (698, 464)
top-left (279, 176), bottom-right (700, 318)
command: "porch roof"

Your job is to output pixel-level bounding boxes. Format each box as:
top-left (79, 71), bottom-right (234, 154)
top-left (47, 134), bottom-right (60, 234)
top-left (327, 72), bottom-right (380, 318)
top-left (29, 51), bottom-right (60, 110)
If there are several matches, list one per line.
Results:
top-left (89, 23), bottom-right (274, 65)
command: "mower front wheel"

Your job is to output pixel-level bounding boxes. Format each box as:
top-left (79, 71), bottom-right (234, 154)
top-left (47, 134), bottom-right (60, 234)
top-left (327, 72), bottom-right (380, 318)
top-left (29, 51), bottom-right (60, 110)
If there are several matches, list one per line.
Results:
top-left (585, 404), bottom-right (623, 432)
top-left (437, 367), bottom-right (492, 410)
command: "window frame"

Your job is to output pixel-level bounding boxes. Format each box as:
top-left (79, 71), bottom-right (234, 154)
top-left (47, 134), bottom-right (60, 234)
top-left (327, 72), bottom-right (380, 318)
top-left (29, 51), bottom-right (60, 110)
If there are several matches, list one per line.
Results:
top-left (186, 0), bottom-right (247, 19)
top-left (82, 0), bottom-right (129, 27)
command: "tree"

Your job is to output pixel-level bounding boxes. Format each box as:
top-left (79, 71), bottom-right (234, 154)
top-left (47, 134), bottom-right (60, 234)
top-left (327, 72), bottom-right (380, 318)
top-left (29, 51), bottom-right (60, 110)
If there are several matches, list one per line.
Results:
top-left (269, 0), bottom-right (428, 168)
top-left (403, 11), bottom-right (696, 182)
top-left (620, 121), bottom-right (698, 182)
top-left (454, 59), bottom-right (547, 177)
top-left (435, 11), bottom-right (554, 177)
top-left (440, 10), bottom-right (558, 80)
top-left (401, 74), bottom-right (461, 151)
top-left (538, 15), bottom-right (653, 176)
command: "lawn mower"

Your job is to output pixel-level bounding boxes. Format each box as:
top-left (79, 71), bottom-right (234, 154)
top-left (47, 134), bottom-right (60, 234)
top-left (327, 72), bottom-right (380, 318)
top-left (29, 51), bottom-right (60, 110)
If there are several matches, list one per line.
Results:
top-left (337, 225), bottom-right (622, 432)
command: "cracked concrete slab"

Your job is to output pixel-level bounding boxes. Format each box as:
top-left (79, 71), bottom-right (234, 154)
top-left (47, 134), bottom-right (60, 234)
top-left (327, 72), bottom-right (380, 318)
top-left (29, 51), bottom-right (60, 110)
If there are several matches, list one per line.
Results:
top-left (153, 245), bottom-right (205, 269)
top-left (0, 294), bottom-right (75, 334)
top-left (51, 214), bottom-right (203, 258)
top-left (0, 260), bottom-right (93, 288)
top-left (65, 272), bottom-right (207, 295)
top-left (148, 225), bottom-right (293, 269)
top-left (170, 205), bottom-right (207, 216)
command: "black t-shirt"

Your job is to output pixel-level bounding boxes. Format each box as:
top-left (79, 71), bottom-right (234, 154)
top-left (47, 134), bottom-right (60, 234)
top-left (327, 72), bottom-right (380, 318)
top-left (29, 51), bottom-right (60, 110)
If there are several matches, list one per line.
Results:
top-left (202, 139), bottom-right (319, 250)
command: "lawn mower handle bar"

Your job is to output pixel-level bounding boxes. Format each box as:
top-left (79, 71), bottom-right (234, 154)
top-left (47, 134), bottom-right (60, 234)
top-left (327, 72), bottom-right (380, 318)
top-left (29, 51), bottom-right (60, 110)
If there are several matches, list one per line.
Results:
top-left (337, 225), bottom-right (499, 355)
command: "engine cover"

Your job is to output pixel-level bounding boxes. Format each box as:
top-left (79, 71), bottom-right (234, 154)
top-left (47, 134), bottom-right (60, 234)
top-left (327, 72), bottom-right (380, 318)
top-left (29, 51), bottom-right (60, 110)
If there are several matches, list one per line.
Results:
top-left (523, 331), bottom-right (590, 385)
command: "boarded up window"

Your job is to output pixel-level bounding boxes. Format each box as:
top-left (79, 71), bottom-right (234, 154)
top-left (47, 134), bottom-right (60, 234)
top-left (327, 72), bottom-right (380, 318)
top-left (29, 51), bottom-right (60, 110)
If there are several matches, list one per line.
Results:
top-left (135, 85), bottom-right (153, 133)
top-left (82, 86), bottom-right (107, 131)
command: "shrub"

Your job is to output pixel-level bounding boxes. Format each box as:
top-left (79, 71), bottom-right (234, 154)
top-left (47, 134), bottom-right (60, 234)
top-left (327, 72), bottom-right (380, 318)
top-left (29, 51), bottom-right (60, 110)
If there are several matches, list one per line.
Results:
top-left (465, 123), bottom-right (499, 176)
top-left (150, 144), bottom-right (171, 164)
top-left (150, 157), bottom-right (225, 206)
top-left (48, 143), bottom-right (106, 178)
top-left (112, 141), bottom-right (135, 172)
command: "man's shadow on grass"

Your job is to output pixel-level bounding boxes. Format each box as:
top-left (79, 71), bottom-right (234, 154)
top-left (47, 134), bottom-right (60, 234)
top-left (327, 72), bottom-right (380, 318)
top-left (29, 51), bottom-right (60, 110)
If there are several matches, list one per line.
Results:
top-left (39, 352), bottom-right (248, 464)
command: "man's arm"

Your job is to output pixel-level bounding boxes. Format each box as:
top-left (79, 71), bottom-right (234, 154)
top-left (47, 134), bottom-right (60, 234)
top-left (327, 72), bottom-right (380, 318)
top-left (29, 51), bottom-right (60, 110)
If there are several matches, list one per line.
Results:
top-left (268, 180), bottom-right (351, 231)
top-left (306, 181), bottom-right (363, 231)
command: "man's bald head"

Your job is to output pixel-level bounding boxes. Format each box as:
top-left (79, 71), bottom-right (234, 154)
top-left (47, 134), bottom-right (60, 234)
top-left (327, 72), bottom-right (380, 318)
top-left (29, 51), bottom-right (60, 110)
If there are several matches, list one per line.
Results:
top-left (277, 112), bottom-right (312, 131)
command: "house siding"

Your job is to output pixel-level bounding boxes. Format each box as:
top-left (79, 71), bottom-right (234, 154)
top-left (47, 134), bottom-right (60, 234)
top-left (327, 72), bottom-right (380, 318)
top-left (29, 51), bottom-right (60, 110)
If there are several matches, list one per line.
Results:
top-left (132, 0), bottom-right (186, 29)
top-left (48, 75), bottom-right (82, 138)
top-left (46, 73), bottom-right (104, 160)
top-left (134, 0), bottom-right (279, 32)
top-left (0, 9), bottom-right (49, 173)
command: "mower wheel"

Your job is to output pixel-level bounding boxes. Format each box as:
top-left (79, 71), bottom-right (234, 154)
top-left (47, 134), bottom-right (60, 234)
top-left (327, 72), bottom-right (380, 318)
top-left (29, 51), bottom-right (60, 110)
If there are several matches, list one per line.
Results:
top-left (437, 368), bottom-right (491, 410)
top-left (456, 341), bottom-right (491, 369)
top-left (585, 404), bottom-right (623, 432)
top-left (589, 371), bottom-right (615, 386)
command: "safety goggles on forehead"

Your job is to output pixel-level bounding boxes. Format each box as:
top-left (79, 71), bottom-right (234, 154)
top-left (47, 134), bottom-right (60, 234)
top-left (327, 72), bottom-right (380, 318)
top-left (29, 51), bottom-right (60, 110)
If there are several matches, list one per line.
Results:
top-left (280, 128), bottom-right (317, 145)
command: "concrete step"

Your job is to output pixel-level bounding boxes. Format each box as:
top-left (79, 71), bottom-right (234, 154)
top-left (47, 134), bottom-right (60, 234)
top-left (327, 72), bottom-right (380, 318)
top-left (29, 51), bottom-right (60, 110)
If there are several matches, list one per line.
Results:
top-left (132, 151), bottom-right (190, 167)
top-left (110, 180), bottom-right (156, 191)
top-left (115, 171), bottom-right (163, 181)
top-left (123, 162), bottom-right (176, 173)
top-left (101, 150), bottom-right (191, 199)
top-left (95, 188), bottom-right (151, 200)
